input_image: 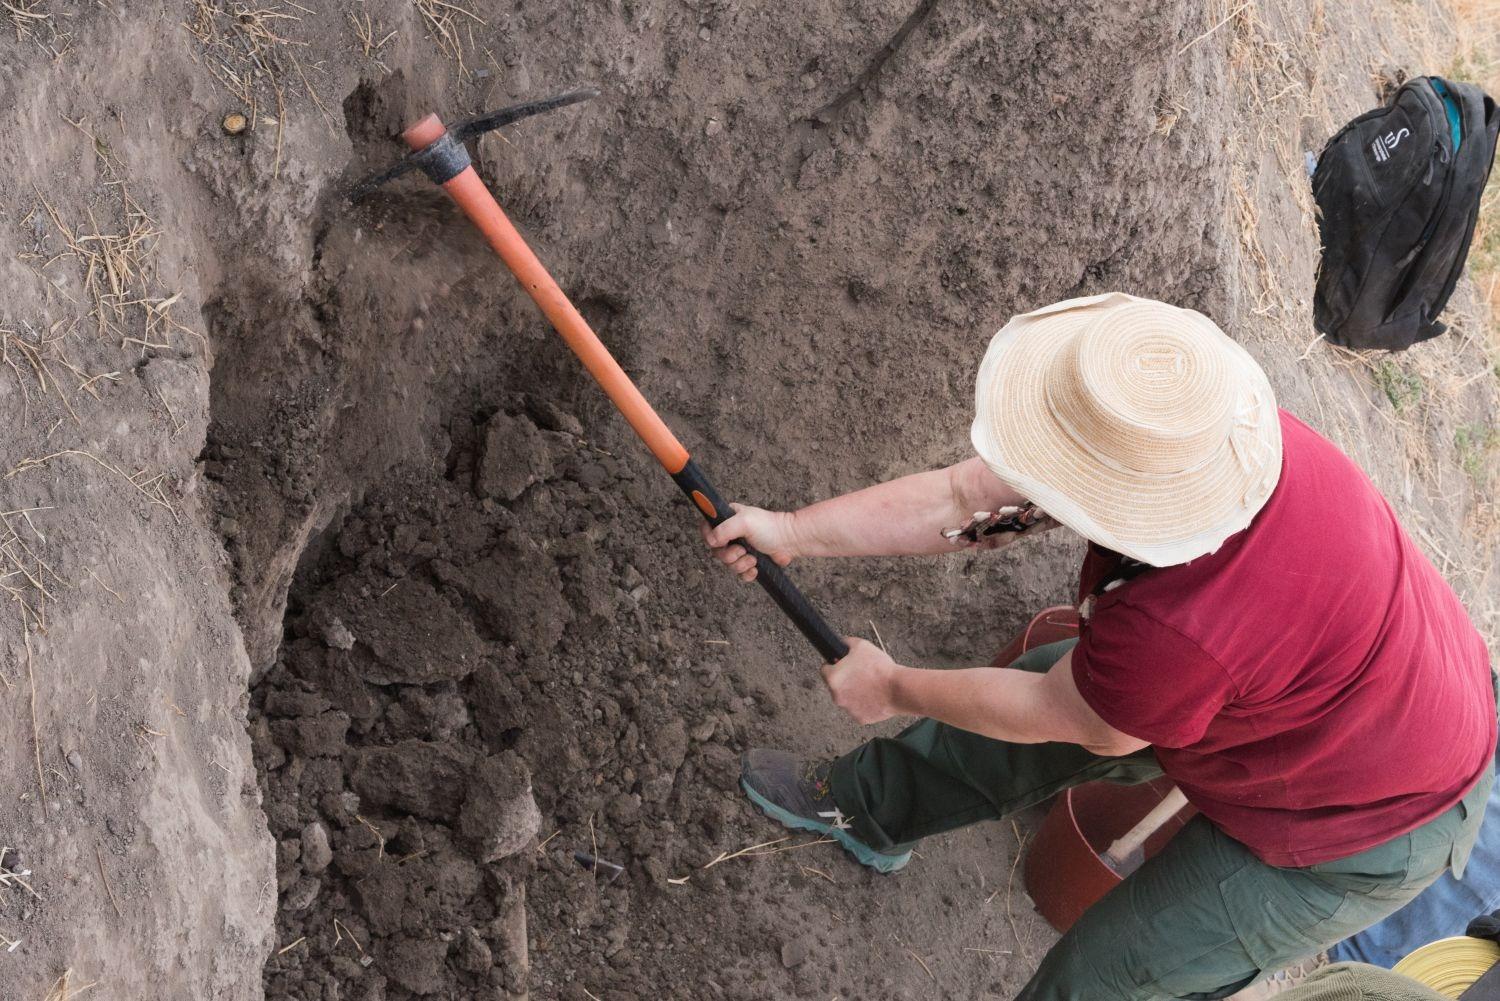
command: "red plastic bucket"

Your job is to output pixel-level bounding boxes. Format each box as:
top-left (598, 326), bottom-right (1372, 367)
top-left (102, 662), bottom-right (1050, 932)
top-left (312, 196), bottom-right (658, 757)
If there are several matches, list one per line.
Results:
top-left (1023, 778), bottom-right (1195, 933)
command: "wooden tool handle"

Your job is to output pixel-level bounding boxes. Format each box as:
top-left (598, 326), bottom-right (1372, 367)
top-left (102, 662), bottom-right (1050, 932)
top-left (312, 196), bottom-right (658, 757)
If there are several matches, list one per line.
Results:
top-left (1103, 786), bottom-right (1189, 868)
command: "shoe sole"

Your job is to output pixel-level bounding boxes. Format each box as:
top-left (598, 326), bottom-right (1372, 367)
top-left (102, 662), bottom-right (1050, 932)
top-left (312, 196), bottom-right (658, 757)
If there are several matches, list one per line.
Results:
top-left (741, 779), bottom-right (911, 874)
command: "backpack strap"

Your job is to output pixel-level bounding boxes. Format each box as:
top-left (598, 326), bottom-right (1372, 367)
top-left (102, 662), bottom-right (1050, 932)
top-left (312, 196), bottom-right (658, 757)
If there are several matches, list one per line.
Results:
top-left (1091, 557), bottom-right (1150, 596)
top-left (1079, 556), bottom-right (1151, 620)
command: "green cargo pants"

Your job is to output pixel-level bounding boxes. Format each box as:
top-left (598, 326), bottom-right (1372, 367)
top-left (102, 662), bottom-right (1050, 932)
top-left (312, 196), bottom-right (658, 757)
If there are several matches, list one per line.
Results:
top-left (828, 639), bottom-right (1495, 1001)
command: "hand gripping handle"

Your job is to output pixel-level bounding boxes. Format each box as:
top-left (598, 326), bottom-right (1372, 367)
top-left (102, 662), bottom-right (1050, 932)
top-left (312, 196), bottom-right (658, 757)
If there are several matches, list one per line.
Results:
top-left (672, 459), bottom-right (849, 663)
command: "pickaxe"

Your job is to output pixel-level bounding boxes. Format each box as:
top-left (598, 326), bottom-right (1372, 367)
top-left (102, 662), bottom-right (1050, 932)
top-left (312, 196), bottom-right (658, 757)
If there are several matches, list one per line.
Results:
top-left (351, 89), bottom-right (848, 663)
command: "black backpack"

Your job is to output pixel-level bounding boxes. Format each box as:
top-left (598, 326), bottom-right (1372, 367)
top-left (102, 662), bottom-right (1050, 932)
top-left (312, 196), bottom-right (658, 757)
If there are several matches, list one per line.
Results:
top-left (1312, 75), bottom-right (1499, 351)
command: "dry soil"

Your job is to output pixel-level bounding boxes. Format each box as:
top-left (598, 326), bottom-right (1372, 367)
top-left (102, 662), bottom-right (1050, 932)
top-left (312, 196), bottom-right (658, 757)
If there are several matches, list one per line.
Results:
top-left (2, 1), bottom-right (1496, 1000)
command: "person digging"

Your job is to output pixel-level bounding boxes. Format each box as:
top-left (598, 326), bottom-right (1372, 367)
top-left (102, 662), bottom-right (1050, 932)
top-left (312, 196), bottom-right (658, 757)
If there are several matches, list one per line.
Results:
top-left (701, 293), bottom-right (1498, 1000)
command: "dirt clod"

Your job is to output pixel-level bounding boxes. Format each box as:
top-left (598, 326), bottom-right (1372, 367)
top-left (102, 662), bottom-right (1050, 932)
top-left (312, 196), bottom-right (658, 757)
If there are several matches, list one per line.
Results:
top-left (459, 752), bottom-right (543, 862)
top-left (350, 741), bottom-right (472, 821)
top-left (382, 935), bottom-right (452, 996)
top-left (334, 577), bottom-right (488, 685)
top-left (476, 411), bottom-right (557, 502)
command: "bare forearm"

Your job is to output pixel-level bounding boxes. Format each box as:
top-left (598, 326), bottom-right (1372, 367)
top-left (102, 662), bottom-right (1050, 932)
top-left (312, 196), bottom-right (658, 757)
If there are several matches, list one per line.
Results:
top-left (788, 457), bottom-right (1026, 558)
top-left (889, 665), bottom-right (1060, 744)
top-left (882, 658), bottom-right (1146, 756)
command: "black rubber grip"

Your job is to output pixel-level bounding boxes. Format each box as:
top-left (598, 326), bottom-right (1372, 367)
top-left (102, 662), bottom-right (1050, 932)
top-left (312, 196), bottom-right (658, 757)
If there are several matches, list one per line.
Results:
top-left (745, 551), bottom-right (850, 663)
top-left (673, 459), bottom-right (849, 663)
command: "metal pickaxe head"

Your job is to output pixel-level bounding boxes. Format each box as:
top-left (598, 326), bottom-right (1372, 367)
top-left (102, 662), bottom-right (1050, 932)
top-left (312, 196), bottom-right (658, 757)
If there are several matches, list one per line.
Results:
top-left (347, 87), bottom-right (600, 202)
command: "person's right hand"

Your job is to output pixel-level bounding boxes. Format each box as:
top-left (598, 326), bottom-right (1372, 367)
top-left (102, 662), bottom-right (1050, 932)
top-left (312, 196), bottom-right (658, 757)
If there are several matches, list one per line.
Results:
top-left (699, 504), bottom-right (798, 582)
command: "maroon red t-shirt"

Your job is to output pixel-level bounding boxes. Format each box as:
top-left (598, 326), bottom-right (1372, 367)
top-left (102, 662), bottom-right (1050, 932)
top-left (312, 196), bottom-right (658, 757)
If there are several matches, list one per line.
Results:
top-left (1072, 410), bottom-right (1496, 867)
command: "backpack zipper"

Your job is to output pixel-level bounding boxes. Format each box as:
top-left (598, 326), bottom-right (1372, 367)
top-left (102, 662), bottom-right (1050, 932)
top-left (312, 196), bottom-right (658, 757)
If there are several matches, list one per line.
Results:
top-left (1387, 140), bottom-right (1457, 314)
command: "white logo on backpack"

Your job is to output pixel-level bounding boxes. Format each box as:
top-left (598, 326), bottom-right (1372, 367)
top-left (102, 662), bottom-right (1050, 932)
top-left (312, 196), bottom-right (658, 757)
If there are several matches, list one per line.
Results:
top-left (1370, 127), bottom-right (1410, 163)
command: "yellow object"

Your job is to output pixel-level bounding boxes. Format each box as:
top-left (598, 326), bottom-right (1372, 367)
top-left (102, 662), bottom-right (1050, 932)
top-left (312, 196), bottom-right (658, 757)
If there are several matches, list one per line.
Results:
top-left (1393, 936), bottom-right (1500, 998)
top-left (222, 112), bottom-right (248, 135)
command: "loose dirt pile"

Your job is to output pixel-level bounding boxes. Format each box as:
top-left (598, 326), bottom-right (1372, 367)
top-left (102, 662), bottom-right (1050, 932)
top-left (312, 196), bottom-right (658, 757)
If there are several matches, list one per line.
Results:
top-left (4, 0), bottom-right (1496, 999)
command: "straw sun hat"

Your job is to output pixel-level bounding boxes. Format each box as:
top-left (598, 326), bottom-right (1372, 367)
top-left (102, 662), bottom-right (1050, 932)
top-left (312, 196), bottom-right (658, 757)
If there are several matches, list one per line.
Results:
top-left (971, 292), bottom-right (1282, 567)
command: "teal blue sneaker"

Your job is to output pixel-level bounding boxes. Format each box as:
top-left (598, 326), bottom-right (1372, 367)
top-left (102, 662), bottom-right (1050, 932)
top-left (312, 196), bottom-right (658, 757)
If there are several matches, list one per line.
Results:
top-left (740, 748), bottom-right (911, 874)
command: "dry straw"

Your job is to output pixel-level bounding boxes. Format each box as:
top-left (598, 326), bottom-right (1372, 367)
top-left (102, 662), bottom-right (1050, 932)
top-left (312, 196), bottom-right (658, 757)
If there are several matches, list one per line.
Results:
top-left (414, 0), bottom-right (485, 74)
top-left (4, 0), bottom-right (71, 59)
top-left (42, 970), bottom-right (96, 1001)
top-left (184, 1), bottom-right (338, 172)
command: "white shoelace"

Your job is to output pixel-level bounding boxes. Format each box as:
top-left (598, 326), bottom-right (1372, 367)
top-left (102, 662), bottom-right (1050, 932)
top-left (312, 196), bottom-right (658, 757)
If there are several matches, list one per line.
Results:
top-left (817, 808), bottom-right (852, 831)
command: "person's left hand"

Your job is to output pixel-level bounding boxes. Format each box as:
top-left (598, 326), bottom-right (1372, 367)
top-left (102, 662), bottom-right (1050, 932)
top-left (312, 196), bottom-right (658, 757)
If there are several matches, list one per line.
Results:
top-left (821, 638), bottom-right (901, 725)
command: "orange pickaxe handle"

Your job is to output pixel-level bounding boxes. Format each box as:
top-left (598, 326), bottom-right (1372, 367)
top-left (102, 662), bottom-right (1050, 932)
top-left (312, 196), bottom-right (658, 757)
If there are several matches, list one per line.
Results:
top-left (401, 114), bottom-right (848, 663)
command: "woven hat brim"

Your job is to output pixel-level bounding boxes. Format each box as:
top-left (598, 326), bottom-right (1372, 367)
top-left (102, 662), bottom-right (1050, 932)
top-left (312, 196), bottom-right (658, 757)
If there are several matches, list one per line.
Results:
top-left (970, 293), bottom-right (1282, 566)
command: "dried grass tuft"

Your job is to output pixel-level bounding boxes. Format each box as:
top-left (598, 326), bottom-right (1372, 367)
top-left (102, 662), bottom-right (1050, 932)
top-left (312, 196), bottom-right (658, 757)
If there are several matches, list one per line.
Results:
top-left (414, 0), bottom-right (484, 74)
top-left (0, 846), bottom-right (43, 902)
top-left (184, 1), bottom-right (336, 169)
top-left (42, 970), bottom-right (96, 1001)
top-left (5, 0), bottom-right (71, 59)
top-left (347, 7), bottom-right (395, 71)
top-left (0, 507), bottom-right (65, 633)
top-left (23, 119), bottom-right (204, 361)
top-left (185, 0), bottom-right (305, 106)
top-left (7, 450), bottom-right (175, 514)
top-left (0, 320), bottom-right (119, 428)
top-left (666, 833), bottom-right (838, 885)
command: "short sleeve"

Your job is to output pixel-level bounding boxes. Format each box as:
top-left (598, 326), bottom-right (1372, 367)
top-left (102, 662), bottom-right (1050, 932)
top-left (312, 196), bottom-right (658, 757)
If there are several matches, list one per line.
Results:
top-left (1071, 603), bottom-right (1236, 748)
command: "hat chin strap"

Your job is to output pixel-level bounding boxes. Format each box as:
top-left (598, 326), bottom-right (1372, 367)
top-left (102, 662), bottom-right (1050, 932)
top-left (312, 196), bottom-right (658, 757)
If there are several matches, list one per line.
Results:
top-left (1228, 391), bottom-right (1279, 508)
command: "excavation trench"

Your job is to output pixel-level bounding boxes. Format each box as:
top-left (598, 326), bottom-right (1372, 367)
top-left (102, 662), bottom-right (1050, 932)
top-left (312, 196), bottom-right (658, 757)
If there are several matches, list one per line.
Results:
top-left (201, 4), bottom-right (1248, 996)
top-left (6, 1), bottom-right (1490, 998)
top-left (206, 79), bottom-right (807, 1001)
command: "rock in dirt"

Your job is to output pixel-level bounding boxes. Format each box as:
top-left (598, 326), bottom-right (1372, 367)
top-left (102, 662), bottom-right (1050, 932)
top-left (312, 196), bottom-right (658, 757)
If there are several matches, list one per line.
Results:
top-left (523, 396), bottom-right (584, 437)
top-left (475, 411), bottom-right (555, 502)
top-left (490, 882), bottom-right (529, 996)
top-left (300, 821), bottom-right (332, 873)
top-left (284, 877), bottom-right (321, 912)
top-left (320, 615), bottom-right (355, 650)
top-left (780, 937), bottom-right (810, 969)
top-left (349, 740), bottom-right (472, 820)
top-left (334, 578), bottom-right (487, 684)
top-left (458, 751), bottom-right (542, 862)
top-left (454, 926), bottom-right (493, 974)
